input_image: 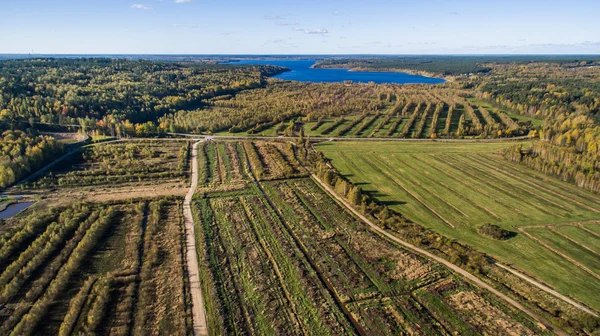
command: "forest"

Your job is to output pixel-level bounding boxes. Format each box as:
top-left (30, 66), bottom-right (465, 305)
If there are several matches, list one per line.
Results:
top-left (0, 130), bottom-right (64, 188)
top-left (478, 61), bottom-right (600, 193)
top-left (0, 58), bottom-right (286, 128)
top-left (0, 55), bottom-right (597, 194)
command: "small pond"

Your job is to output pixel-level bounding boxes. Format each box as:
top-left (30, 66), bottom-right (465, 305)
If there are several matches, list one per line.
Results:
top-left (0, 202), bottom-right (35, 219)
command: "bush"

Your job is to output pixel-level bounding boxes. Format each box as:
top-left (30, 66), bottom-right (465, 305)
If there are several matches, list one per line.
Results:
top-left (477, 224), bottom-right (515, 240)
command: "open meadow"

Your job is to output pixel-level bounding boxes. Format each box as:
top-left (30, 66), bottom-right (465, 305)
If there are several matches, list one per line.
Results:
top-left (317, 140), bottom-right (600, 312)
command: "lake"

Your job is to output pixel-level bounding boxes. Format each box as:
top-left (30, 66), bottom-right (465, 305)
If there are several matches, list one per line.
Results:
top-left (233, 60), bottom-right (446, 84)
top-left (0, 202), bottom-right (35, 219)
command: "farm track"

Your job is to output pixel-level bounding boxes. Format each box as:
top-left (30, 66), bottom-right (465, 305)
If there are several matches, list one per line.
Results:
top-left (430, 156), bottom-right (529, 216)
top-left (423, 155), bottom-right (528, 216)
top-left (169, 132), bottom-right (531, 142)
top-left (480, 154), bottom-right (600, 203)
top-left (407, 155), bottom-right (502, 220)
top-left (579, 223), bottom-right (600, 238)
top-left (450, 155), bottom-right (568, 217)
top-left (184, 140), bottom-right (209, 336)
top-left (308, 171), bottom-right (564, 335)
top-left (548, 227), bottom-right (600, 258)
top-left (377, 155), bottom-right (469, 218)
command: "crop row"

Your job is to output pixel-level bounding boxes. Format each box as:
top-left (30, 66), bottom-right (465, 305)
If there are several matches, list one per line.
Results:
top-left (304, 96), bottom-right (523, 138)
top-left (0, 198), bottom-right (191, 335)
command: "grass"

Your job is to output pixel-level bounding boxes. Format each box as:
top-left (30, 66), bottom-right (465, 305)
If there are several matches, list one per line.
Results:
top-left (553, 225), bottom-right (600, 255)
top-left (527, 228), bottom-right (600, 274)
top-left (583, 223), bottom-right (600, 236)
top-left (317, 140), bottom-right (600, 311)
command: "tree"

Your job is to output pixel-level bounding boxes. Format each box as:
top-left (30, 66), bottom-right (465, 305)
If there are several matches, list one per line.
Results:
top-left (347, 186), bottom-right (362, 205)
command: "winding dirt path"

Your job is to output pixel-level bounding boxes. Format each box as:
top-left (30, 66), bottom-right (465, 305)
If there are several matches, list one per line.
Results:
top-left (309, 172), bottom-right (563, 335)
top-left (183, 140), bottom-right (208, 336)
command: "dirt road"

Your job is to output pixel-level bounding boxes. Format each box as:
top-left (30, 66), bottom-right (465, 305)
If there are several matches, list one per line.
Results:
top-left (183, 140), bottom-right (208, 336)
top-left (496, 263), bottom-right (598, 317)
top-left (310, 173), bottom-right (564, 335)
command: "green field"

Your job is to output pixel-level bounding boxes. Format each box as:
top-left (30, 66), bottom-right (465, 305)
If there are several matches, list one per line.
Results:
top-left (317, 140), bottom-right (600, 311)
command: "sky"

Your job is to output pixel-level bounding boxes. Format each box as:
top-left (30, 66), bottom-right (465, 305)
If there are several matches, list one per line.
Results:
top-left (1, 0), bottom-right (599, 55)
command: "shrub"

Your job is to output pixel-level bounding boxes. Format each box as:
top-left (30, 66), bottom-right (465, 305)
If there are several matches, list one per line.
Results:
top-left (477, 224), bottom-right (515, 240)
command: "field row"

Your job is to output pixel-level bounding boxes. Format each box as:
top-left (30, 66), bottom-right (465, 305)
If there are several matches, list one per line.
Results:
top-left (193, 177), bottom-right (544, 335)
top-left (299, 101), bottom-right (523, 139)
top-left (0, 198), bottom-right (191, 335)
top-left (198, 140), bottom-right (307, 187)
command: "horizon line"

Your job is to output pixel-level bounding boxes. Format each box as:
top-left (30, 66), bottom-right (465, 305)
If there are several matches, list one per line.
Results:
top-left (2, 53), bottom-right (600, 56)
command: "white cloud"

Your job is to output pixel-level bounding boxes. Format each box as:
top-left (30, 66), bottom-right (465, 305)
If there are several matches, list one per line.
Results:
top-left (332, 10), bottom-right (341, 16)
top-left (131, 4), bottom-right (152, 10)
top-left (305, 28), bottom-right (328, 35)
top-left (175, 0), bottom-right (191, 3)
top-left (293, 27), bottom-right (328, 35)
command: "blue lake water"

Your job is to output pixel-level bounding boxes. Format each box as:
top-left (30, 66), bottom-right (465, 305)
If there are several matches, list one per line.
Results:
top-left (0, 202), bottom-right (34, 219)
top-left (233, 60), bottom-right (446, 84)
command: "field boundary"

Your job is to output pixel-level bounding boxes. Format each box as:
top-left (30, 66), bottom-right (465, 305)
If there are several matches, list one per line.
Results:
top-left (364, 155), bottom-right (456, 228)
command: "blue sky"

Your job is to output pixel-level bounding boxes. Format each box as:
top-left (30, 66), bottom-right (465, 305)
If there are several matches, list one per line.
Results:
top-left (1, 0), bottom-right (599, 54)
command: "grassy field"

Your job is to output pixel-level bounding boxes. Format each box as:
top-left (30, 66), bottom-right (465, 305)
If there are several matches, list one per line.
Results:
top-left (191, 140), bottom-right (548, 336)
top-left (0, 198), bottom-right (191, 335)
top-left (317, 140), bottom-right (600, 311)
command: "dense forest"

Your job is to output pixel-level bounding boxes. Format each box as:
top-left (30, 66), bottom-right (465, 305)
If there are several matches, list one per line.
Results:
top-left (0, 58), bottom-right (286, 128)
top-left (475, 61), bottom-right (600, 193)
